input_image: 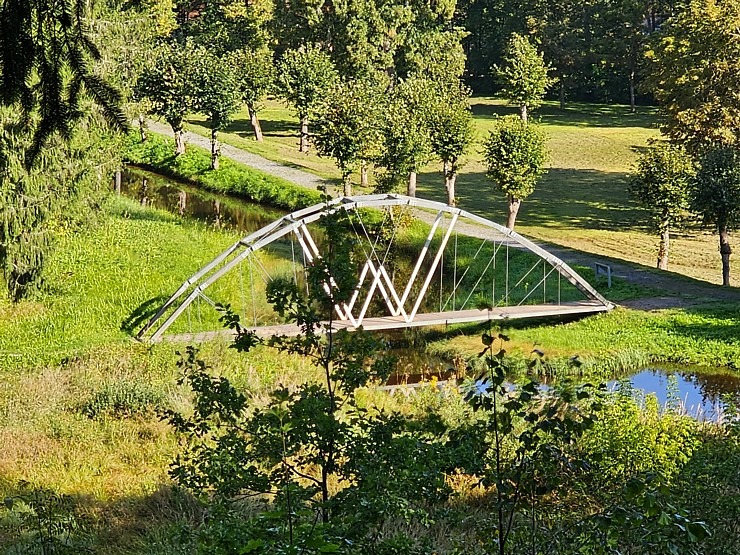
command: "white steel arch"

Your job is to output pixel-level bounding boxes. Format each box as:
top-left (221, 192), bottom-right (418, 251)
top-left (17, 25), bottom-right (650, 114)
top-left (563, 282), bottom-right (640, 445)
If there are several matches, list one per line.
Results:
top-left (137, 194), bottom-right (614, 342)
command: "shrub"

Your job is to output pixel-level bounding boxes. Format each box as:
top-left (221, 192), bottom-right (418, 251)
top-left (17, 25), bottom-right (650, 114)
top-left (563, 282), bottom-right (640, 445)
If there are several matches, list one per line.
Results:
top-left (78, 380), bottom-right (166, 419)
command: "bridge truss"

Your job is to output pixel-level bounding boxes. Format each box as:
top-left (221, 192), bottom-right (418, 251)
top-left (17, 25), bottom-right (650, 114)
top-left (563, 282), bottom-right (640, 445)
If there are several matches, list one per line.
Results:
top-left (137, 194), bottom-right (613, 342)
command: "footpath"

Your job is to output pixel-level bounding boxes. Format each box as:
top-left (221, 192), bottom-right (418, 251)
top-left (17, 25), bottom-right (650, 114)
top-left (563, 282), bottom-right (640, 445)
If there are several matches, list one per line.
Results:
top-left (154, 121), bottom-right (740, 310)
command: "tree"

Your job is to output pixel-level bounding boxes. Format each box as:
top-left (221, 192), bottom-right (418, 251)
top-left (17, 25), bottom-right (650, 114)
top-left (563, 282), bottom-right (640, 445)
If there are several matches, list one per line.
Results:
top-left (483, 115), bottom-right (548, 230)
top-left (428, 84), bottom-right (475, 206)
top-left (539, 0), bottom-right (584, 109)
top-left (229, 47), bottom-right (275, 142)
top-left (0, 109), bottom-right (120, 300)
top-left (628, 140), bottom-right (694, 270)
top-left (136, 43), bottom-right (197, 156)
top-left (494, 33), bottom-right (555, 123)
top-left (691, 146), bottom-right (740, 286)
top-left (599, 0), bottom-right (651, 113)
top-left (644, 0), bottom-right (740, 151)
top-left (376, 77), bottom-right (434, 196)
top-left (277, 46), bottom-right (339, 153)
top-left (313, 80), bottom-right (384, 196)
top-left (191, 49), bottom-right (242, 170)
top-left (166, 215), bottom-right (455, 553)
top-left (0, 0), bottom-right (128, 165)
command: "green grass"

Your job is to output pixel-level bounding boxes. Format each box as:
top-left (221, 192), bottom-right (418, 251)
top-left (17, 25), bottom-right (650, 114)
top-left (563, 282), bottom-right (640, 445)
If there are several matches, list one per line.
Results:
top-left (124, 131), bottom-right (323, 211)
top-left (187, 97), bottom-right (737, 287)
top-left (429, 302), bottom-right (740, 378)
top-left (0, 196), bottom-right (283, 369)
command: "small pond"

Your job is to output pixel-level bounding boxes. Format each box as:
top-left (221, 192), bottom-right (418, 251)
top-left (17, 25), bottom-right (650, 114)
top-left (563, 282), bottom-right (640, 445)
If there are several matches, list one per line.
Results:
top-left (118, 167), bottom-right (740, 421)
top-left (618, 367), bottom-right (740, 422)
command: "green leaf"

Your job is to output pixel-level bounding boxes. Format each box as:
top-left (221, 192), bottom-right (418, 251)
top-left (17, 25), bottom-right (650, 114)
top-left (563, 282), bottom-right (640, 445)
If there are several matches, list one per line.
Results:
top-left (239, 539), bottom-right (266, 553)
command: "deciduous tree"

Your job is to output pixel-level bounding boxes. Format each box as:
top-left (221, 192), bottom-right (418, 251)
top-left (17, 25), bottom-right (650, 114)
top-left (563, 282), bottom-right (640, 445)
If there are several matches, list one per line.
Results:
top-left (483, 115), bottom-right (548, 230)
top-left (644, 0), bottom-right (740, 151)
top-left (628, 140), bottom-right (694, 270)
top-left (493, 33), bottom-right (555, 123)
top-left (191, 49), bottom-right (242, 170)
top-left (277, 46), bottom-right (339, 153)
top-left (135, 43), bottom-right (197, 156)
top-left (313, 80), bottom-right (384, 196)
top-left (375, 77), bottom-right (434, 196)
top-left (229, 48), bottom-right (275, 142)
top-left (691, 145), bottom-right (740, 286)
top-left (428, 84), bottom-right (475, 206)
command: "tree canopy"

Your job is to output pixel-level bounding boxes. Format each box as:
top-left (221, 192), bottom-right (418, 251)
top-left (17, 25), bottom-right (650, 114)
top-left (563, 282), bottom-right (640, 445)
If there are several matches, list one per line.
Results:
top-left (692, 145), bottom-right (740, 286)
top-left (644, 0), bottom-right (740, 151)
top-left (628, 140), bottom-right (694, 270)
top-left (494, 33), bottom-right (555, 123)
top-left (483, 115), bottom-right (548, 229)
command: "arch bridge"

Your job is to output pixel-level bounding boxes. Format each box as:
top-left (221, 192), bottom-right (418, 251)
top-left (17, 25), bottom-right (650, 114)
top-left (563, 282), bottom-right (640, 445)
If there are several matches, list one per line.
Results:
top-left (137, 194), bottom-right (613, 342)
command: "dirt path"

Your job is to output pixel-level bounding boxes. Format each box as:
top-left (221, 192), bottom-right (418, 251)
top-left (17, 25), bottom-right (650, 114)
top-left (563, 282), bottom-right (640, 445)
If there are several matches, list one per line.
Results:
top-left (158, 122), bottom-right (740, 311)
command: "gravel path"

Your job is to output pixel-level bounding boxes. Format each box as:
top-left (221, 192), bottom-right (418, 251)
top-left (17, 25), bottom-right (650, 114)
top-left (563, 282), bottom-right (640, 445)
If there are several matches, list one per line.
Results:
top-left (148, 121), bottom-right (332, 192)
top-left (154, 121), bottom-right (740, 310)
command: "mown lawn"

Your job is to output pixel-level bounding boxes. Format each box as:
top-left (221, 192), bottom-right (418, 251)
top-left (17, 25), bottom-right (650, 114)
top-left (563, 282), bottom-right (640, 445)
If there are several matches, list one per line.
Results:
top-left (183, 97), bottom-right (734, 286)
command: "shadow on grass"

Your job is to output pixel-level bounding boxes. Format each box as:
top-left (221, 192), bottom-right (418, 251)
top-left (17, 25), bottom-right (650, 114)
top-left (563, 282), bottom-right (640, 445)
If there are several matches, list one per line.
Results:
top-left (416, 167), bottom-right (649, 232)
top-left (0, 479), bottom-right (201, 555)
top-left (225, 117), bottom-right (297, 138)
top-left (121, 295), bottom-right (171, 336)
top-left (470, 100), bottom-right (660, 129)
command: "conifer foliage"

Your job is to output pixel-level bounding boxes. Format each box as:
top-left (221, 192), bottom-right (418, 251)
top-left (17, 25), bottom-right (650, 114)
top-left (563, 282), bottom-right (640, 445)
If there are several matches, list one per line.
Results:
top-left (0, 0), bottom-right (128, 164)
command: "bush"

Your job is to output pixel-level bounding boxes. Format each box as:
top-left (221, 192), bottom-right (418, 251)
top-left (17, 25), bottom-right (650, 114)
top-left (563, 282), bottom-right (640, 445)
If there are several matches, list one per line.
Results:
top-left (78, 380), bottom-right (166, 419)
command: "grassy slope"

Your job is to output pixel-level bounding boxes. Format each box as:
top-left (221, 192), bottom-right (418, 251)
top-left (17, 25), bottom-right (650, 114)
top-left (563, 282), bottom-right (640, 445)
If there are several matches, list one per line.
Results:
top-left (187, 97), bottom-right (731, 286)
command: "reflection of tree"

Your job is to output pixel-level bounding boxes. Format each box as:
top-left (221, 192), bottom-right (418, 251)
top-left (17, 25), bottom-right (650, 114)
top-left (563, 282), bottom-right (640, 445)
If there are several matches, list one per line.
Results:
top-left (140, 177), bottom-right (149, 207)
top-left (682, 371), bottom-right (740, 407)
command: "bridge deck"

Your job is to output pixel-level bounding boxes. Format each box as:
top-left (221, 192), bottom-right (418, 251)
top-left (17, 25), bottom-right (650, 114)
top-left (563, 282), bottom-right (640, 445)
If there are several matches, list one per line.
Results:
top-left (159, 300), bottom-right (610, 343)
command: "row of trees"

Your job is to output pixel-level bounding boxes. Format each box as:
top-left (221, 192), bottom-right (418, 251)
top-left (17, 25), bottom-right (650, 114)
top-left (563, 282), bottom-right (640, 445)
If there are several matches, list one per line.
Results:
top-left (459, 0), bottom-right (678, 108)
top-left (628, 0), bottom-right (740, 286)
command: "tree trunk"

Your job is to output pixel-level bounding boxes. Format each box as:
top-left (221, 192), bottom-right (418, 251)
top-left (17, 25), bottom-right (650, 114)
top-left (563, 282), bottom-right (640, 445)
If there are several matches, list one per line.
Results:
top-left (211, 128), bottom-right (220, 170)
top-left (360, 161), bottom-right (369, 188)
top-left (138, 113), bottom-right (147, 142)
top-left (520, 103), bottom-right (528, 124)
top-left (174, 127), bottom-right (186, 156)
top-left (408, 171), bottom-right (417, 197)
top-left (444, 161), bottom-right (456, 206)
top-left (249, 106), bottom-right (264, 142)
top-left (178, 190), bottom-right (187, 216)
top-left (719, 228), bottom-right (732, 286)
top-left (343, 171), bottom-right (352, 197)
top-left (299, 116), bottom-right (309, 153)
top-left (629, 71), bottom-right (636, 114)
top-left (657, 228), bottom-right (670, 270)
top-left (114, 170), bottom-right (121, 194)
top-left (559, 80), bottom-right (565, 110)
top-left (507, 195), bottom-right (521, 230)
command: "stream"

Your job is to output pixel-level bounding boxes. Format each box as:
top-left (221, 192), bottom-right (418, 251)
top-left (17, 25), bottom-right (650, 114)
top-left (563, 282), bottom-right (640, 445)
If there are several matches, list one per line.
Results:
top-left (119, 167), bottom-right (740, 421)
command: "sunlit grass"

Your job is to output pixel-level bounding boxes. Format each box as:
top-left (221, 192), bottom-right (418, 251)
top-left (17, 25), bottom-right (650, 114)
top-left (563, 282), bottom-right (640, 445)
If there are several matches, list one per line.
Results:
top-left (185, 97), bottom-right (737, 287)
